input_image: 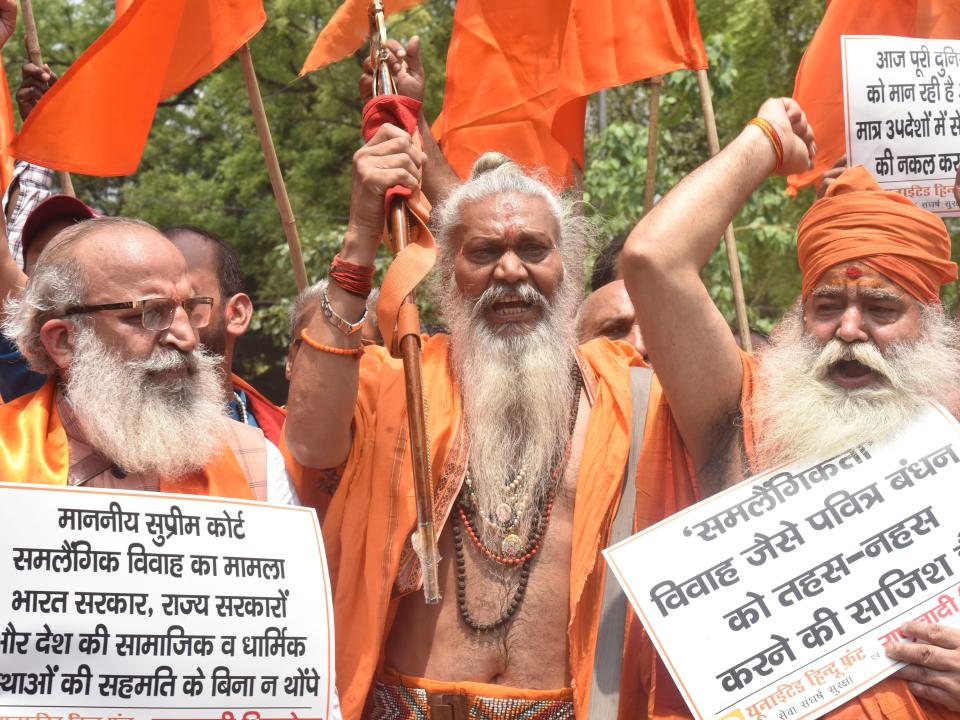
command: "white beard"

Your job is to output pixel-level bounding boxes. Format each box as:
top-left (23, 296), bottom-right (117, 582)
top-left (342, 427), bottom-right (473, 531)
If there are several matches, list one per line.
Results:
top-left (751, 304), bottom-right (960, 470)
top-left (65, 326), bottom-right (229, 477)
top-left (444, 279), bottom-right (580, 549)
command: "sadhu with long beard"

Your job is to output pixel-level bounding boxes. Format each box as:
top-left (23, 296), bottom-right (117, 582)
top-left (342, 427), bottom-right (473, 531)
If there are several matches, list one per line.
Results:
top-left (624, 97), bottom-right (960, 718)
top-left (0, 217), bottom-right (299, 503)
top-left (284, 119), bottom-right (670, 715)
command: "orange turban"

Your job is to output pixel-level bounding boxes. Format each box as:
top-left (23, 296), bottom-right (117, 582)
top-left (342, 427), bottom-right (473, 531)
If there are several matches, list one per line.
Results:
top-left (796, 166), bottom-right (957, 302)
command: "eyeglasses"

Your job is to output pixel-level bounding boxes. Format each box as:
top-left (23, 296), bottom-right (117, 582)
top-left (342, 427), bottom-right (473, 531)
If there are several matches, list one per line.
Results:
top-left (63, 296), bottom-right (214, 331)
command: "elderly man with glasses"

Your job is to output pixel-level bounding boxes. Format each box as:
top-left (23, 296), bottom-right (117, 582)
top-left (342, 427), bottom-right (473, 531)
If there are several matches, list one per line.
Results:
top-left (0, 216), bottom-right (297, 503)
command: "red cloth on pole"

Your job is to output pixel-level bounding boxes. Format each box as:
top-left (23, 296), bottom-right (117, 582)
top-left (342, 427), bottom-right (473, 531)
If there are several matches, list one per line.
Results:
top-left (361, 95), bottom-right (422, 212)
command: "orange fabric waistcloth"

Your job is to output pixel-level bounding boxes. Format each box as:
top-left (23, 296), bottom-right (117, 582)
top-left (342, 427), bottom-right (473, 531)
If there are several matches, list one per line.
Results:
top-left (373, 665), bottom-right (573, 719)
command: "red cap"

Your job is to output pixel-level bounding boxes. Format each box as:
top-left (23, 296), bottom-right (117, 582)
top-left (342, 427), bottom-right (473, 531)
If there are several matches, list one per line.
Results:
top-left (21, 195), bottom-right (99, 260)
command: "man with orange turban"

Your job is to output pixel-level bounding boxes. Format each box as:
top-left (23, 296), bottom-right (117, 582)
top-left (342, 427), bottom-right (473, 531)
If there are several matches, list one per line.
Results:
top-left (623, 97), bottom-right (960, 717)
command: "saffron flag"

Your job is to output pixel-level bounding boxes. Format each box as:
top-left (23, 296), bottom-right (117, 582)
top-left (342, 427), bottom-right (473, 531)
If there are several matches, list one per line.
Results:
top-left (434, 0), bottom-right (708, 187)
top-left (789, 0), bottom-right (960, 194)
top-left (11, 0), bottom-right (265, 176)
top-left (115, 0), bottom-right (133, 15)
top-left (300, 0), bottom-right (427, 75)
top-left (0, 63), bottom-right (14, 193)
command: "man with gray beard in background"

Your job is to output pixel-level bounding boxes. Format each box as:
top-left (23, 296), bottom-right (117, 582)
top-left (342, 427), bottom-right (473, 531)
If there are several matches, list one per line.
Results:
top-left (285, 124), bottom-right (652, 715)
top-left (624, 97), bottom-right (960, 718)
top-left (0, 217), bottom-right (297, 504)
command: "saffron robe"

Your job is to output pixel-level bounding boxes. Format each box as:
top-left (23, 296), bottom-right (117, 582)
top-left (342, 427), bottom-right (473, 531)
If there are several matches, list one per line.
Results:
top-left (318, 334), bottom-right (651, 718)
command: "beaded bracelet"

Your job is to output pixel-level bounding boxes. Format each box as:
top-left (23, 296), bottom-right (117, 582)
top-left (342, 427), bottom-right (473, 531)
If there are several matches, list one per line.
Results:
top-left (299, 328), bottom-right (364, 358)
top-left (747, 117), bottom-right (784, 173)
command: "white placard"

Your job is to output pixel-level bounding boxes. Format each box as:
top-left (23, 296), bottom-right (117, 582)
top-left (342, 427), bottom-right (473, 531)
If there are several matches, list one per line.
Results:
top-left (842, 35), bottom-right (960, 216)
top-left (0, 483), bottom-right (335, 720)
top-left (605, 403), bottom-right (960, 720)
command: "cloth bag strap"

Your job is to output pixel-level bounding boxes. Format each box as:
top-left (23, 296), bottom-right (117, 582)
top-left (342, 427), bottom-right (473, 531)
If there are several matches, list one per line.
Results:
top-left (589, 365), bottom-right (653, 719)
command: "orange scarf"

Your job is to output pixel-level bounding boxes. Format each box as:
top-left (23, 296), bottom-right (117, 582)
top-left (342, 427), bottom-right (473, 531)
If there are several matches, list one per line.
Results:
top-left (0, 378), bottom-right (253, 500)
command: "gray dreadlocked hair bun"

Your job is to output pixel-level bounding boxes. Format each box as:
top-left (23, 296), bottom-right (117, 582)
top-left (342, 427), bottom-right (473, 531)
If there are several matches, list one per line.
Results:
top-left (468, 151), bottom-right (524, 180)
top-left (432, 151), bottom-right (591, 295)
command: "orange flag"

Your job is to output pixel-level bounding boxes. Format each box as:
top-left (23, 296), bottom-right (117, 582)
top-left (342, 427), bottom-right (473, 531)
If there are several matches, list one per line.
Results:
top-left (434, 0), bottom-right (707, 186)
top-left (0, 62), bottom-right (15, 193)
top-left (11, 0), bottom-right (265, 176)
top-left (115, 0), bottom-right (133, 15)
top-left (789, 0), bottom-right (960, 194)
top-left (300, 0), bottom-right (427, 75)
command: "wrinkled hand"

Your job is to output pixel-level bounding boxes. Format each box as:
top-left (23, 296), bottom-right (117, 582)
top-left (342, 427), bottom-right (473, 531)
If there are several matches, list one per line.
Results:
top-left (0, 0), bottom-right (15, 50)
top-left (345, 124), bottom-right (424, 261)
top-left (359, 36), bottom-right (425, 105)
top-left (755, 97), bottom-right (816, 176)
top-left (887, 621), bottom-right (960, 711)
top-left (17, 62), bottom-right (57, 120)
top-left (817, 155), bottom-right (848, 199)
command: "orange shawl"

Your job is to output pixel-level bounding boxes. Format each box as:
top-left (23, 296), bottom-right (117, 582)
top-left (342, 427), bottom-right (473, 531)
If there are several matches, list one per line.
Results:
top-left (319, 335), bottom-right (641, 719)
top-left (627, 353), bottom-right (960, 720)
top-left (0, 377), bottom-right (253, 499)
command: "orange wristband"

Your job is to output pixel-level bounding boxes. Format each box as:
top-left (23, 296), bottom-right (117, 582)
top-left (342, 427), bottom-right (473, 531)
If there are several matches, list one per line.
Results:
top-left (300, 328), bottom-right (364, 357)
top-left (747, 117), bottom-right (784, 173)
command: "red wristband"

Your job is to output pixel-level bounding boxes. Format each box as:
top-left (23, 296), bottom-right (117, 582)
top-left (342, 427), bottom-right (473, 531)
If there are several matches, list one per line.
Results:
top-left (330, 254), bottom-right (374, 297)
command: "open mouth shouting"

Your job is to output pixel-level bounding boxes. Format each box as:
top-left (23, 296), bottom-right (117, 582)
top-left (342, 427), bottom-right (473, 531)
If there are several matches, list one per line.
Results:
top-left (829, 359), bottom-right (878, 389)
top-left (481, 288), bottom-right (545, 332)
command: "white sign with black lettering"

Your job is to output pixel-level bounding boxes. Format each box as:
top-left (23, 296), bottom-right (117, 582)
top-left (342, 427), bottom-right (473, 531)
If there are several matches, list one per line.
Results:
top-left (606, 404), bottom-right (960, 720)
top-left (0, 483), bottom-right (336, 720)
top-left (843, 34), bottom-right (960, 216)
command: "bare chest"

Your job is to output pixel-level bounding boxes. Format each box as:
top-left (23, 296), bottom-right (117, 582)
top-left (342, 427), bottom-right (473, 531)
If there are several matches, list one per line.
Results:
top-left (384, 393), bottom-right (591, 689)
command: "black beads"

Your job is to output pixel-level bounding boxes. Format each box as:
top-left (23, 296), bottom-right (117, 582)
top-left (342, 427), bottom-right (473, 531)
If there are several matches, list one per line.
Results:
top-left (452, 512), bottom-right (533, 633)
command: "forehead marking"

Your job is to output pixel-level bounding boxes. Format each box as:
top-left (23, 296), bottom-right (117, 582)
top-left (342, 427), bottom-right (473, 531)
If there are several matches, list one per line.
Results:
top-left (501, 200), bottom-right (517, 240)
top-left (845, 265), bottom-right (863, 279)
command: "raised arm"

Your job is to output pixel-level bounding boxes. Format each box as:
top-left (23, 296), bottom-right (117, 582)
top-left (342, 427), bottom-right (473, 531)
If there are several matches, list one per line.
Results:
top-left (620, 98), bottom-right (815, 470)
top-left (360, 36), bottom-right (459, 205)
top-left (284, 124), bottom-right (424, 469)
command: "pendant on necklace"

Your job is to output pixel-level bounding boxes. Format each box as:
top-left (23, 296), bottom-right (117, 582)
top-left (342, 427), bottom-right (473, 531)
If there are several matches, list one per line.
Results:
top-left (495, 503), bottom-right (514, 526)
top-left (501, 534), bottom-right (523, 558)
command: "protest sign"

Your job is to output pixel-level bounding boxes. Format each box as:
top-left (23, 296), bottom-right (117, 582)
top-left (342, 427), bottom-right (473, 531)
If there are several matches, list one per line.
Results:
top-left (842, 35), bottom-right (960, 216)
top-left (605, 403), bottom-right (960, 720)
top-left (0, 483), bottom-right (335, 720)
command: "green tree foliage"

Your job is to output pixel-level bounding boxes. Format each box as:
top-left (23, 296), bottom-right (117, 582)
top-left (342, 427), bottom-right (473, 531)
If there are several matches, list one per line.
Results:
top-left (10, 0), bottom-right (957, 398)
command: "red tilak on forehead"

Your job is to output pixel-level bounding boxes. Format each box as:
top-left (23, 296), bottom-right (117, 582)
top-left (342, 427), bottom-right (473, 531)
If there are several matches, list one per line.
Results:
top-left (501, 201), bottom-right (517, 239)
top-left (845, 265), bottom-right (863, 279)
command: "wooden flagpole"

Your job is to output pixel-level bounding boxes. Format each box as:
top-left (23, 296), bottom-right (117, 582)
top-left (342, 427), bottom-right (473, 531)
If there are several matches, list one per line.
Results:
top-left (695, 69), bottom-right (751, 353)
top-left (643, 77), bottom-right (662, 214)
top-left (19, 0), bottom-right (75, 198)
top-left (237, 43), bottom-right (308, 293)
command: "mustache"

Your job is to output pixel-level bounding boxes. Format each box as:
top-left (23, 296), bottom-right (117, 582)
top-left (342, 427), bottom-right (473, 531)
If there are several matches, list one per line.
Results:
top-left (134, 346), bottom-right (222, 377)
top-left (470, 282), bottom-right (548, 316)
top-left (810, 339), bottom-right (893, 382)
